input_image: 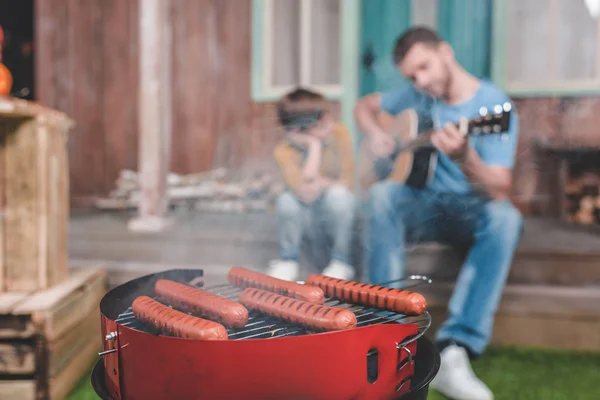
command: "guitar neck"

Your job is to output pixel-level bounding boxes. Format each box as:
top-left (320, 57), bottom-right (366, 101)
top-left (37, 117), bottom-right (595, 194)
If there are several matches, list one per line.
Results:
top-left (393, 104), bottom-right (511, 153)
top-left (401, 119), bottom-right (474, 152)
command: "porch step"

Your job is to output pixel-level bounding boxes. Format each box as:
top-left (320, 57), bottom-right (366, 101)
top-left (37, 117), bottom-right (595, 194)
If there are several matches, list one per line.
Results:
top-left (68, 213), bottom-right (600, 287)
top-left (417, 283), bottom-right (600, 351)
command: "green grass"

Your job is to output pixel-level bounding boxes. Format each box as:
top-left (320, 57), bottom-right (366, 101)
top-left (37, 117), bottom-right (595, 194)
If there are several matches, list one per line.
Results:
top-left (428, 345), bottom-right (600, 400)
top-left (68, 345), bottom-right (600, 399)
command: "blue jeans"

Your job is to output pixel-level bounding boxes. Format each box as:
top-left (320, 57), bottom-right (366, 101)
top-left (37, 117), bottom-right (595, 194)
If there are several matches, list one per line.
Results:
top-left (365, 181), bottom-right (523, 355)
top-left (277, 185), bottom-right (357, 265)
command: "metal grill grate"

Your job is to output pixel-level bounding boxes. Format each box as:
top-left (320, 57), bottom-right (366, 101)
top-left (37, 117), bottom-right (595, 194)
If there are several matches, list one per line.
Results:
top-left (115, 275), bottom-right (433, 342)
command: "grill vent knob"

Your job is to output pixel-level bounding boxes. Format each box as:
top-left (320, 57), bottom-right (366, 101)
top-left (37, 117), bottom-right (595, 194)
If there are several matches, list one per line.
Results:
top-left (105, 331), bottom-right (118, 341)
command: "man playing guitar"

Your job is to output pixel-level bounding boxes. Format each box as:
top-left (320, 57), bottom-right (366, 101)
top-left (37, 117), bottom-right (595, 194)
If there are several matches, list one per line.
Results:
top-left (354, 26), bottom-right (523, 400)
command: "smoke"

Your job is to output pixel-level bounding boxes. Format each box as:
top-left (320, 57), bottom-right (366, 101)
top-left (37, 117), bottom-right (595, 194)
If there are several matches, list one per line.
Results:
top-left (74, 0), bottom-right (600, 292)
top-left (585, 0), bottom-right (600, 17)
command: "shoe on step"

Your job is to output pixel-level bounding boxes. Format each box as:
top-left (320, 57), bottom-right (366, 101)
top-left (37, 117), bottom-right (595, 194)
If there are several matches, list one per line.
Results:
top-left (266, 260), bottom-right (299, 281)
top-left (321, 260), bottom-right (356, 281)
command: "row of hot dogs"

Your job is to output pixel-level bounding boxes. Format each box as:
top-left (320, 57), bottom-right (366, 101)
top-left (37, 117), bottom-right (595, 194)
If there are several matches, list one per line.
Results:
top-left (131, 267), bottom-right (428, 341)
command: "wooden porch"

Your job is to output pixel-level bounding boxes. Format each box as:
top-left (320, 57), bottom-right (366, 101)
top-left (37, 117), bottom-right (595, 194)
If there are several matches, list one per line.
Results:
top-left (69, 211), bottom-right (600, 351)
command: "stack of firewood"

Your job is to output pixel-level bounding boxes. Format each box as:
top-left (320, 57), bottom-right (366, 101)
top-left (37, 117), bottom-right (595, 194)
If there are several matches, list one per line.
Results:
top-left (565, 173), bottom-right (600, 225)
top-left (94, 168), bottom-right (285, 213)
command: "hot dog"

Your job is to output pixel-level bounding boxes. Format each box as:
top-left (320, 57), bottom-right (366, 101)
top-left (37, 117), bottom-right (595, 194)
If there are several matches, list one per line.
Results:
top-left (154, 279), bottom-right (249, 328)
top-left (304, 274), bottom-right (427, 316)
top-left (238, 288), bottom-right (357, 332)
top-left (228, 266), bottom-right (325, 304)
top-left (132, 296), bottom-right (228, 340)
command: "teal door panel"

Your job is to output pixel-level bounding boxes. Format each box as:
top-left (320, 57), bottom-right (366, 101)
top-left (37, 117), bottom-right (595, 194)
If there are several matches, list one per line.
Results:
top-left (437, 0), bottom-right (493, 79)
top-left (359, 0), bottom-right (412, 96)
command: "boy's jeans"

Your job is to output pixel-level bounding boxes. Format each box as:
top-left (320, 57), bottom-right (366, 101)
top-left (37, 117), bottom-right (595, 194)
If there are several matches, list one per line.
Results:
top-left (276, 185), bottom-right (357, 266)
top-left (365, 181), bottom-right (523, 355)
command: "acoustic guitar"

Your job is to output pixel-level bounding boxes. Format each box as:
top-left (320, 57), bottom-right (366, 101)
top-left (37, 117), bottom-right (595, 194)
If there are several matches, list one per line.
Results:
top-left (356, 101), bottom-right (514, 196)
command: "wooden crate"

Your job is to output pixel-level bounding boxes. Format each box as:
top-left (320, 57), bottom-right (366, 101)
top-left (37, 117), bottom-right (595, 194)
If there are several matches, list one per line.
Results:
top-left (0, 97), bottom-right (74, 292)
top-left (0, 267), bottom-right (107, 400)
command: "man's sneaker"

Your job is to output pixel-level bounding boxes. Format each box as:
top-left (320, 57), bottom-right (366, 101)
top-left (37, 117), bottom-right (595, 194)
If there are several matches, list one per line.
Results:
top-left (266, 260), bottom-right (299, 281)
top-left (430, 344), bottom-right (493, 400)
top-left (321, 260), bottom-right (356, 280)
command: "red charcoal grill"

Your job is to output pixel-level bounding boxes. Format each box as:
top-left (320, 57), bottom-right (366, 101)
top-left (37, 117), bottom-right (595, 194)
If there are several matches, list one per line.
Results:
top-left (92, 269), bottom-right (441, 400)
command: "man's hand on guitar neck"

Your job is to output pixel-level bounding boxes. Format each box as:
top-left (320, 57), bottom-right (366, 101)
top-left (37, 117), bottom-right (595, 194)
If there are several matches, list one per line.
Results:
top-left (431, 121), bottom-right (468, 162)
top-left (295, 177), bottom-right (334, 204)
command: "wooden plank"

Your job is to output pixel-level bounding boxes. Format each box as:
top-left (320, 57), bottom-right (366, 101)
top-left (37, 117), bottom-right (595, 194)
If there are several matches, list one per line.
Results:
top-left (0, 119), bottom-right (5, 290)
top-left (37, 116), bottom-right (49, 290)
top-left (0, 101), bottom-right (71, 292)
top-left (491, 314), bottom-right (600, 351)
top-left (47, 120), bottom-right (69, 288)
top-left (130, 0), bottom-right (171, 229)
top-left (4, 118), bottom-right (40, 292)
top-left (40, 275), bottom-right (105, 342)
top-left (0, 342), bottom-right (36, 374)
top-left (102, 0), bottom-right (140, 195)
top-left (0, 380), bottom-right (35, 400)
top-left (48, 308), bottom-right (100, 377)
top-left (426, 308), bottom-right (600, 352)
top-left (64, 0), bottom-right (104, 199)
top-left (0, 293), bottom-right (30, 313)
top-left (12, 269), bottom-right (101, 314)
top-left (0, 315), bottom-right (36, 339)
top-left (170, 0), bottom-right (219, 174)
top-left (13, 268), bottom-right (106, 341)
top-left (418, 283), bottom-right (600, 320)
top-left (49, 335), bottom-right (101, 400)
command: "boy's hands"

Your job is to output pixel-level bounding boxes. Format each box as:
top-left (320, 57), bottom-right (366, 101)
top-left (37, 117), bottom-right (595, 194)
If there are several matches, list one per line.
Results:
top-left (288, 132), bottom-right (322, 149)
top-left (295, 177), bottom-right (333, 204)
top-left (286, 131), bottom-right (336, 203)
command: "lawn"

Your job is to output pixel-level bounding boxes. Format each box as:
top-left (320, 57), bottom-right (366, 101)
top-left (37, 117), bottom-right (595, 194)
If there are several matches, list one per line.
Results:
top-left (68, 344), bottom-right (600, 399)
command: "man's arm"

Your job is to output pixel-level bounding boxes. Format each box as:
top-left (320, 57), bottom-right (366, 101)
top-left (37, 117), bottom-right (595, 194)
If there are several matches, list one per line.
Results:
top-left (464, 108), bottom-right (520, 200)
top-left (459, 148), bottom-right (513, 200)
top-left (354, 86), bottom-right (420, 158)
top-left (433, 109), bottom-right (519, 201)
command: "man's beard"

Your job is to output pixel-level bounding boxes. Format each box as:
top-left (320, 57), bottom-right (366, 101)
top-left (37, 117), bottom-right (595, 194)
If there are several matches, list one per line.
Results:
top-left (419, 63), bottom-right (453, 100)
top-left (440, 62), bottom-right (453, 100)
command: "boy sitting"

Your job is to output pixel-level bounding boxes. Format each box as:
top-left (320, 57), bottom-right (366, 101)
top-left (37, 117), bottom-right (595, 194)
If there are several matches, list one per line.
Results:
top-left (267, 87), bottom-right (358, 281)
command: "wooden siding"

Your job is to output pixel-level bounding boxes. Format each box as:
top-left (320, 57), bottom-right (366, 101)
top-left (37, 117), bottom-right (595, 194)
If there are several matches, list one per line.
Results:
top-left (36, 0), bottom-right (139, 206)
top-left (35, 0), bottom-right (338, 207)
top-left (34, 0), bottom-right (595, 215)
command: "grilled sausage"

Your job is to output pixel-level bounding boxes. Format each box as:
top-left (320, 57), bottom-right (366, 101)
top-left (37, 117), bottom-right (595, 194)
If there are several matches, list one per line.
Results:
top-left (304, 274), bottom-right (427, 316)
top-left (238, 288), bottom-right (357, 331)
top-left (154, 279), bottom-right (249, 328)
top-left (228, 266), bottom-right (325, 304)
top-left (132, 296), bottom-right (228, 340)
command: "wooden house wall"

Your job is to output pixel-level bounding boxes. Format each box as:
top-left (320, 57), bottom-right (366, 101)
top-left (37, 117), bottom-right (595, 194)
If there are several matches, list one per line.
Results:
top-left (36, 0), bottom-right (140, 207)
top-left (34, 0), bottom-right (597, 214)
top-left (36, 0), bottom-right (340, 208)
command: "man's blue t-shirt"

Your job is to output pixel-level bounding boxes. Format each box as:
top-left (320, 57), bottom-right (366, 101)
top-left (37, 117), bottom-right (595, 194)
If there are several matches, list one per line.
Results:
top-left (380, 79), bottom-right (519, 194)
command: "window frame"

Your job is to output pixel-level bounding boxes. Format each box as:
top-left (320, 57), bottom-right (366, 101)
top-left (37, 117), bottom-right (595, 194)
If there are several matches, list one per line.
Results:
top-left (251, 0), bottom-right (343, 102)
top-left (491, 0), bottom-right (600, 97)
